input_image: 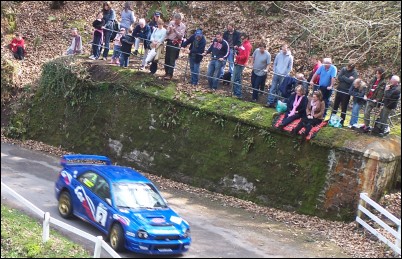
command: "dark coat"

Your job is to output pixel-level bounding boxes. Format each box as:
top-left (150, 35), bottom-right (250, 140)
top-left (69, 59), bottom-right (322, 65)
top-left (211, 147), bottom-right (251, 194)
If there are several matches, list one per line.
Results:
top-left (181, 34), bottom-right (206, 64)
top-left (286, 93), bottom-right (308, 118)
top-left (132, 24), bottom-right (152, 49)
top-left (383, 85), bottom-right (401, 109)
top-left (349, 85), bottom-right (366, 105)
top-left (337, 67), bottom-right (358, 91)
top-left (223, 30), bottom-right (241, 48)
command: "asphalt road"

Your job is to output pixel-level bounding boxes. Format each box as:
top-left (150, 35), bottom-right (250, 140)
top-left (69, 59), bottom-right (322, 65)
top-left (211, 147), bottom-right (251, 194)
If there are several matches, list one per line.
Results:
top-left (1, 142), bottom-right (349, 258)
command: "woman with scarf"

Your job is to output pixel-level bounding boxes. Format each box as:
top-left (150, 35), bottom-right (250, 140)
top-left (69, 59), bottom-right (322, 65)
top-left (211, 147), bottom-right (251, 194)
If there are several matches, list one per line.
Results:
top-left (278, 85), bottom-right (308, 130)
top-left (292, 90), bottom-right (325, 138)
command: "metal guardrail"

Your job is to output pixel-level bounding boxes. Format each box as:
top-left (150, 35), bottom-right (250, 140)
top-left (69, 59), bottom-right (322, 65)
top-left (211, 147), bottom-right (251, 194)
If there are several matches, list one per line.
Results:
top-left (356, 192), bottom-right (401, 256)
top-left (1, 181), bottom-right (121, 258)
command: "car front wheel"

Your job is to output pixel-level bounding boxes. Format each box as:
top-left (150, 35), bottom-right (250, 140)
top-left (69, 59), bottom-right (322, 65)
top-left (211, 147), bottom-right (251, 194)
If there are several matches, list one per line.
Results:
top-left (110, 223), bottom-right (125, 252)
top-left (58, 191), bottom-right (73, 219)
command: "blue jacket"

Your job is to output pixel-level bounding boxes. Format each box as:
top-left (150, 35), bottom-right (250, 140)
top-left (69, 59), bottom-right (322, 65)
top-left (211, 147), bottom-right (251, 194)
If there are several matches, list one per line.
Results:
top-left (223, 30), bottom-right (241, 48)
top-left (206, 39), bottom-right (229, 59)
top-left (132, 24), bottom-right (152, 49)
top-left (349, 85), bottom-right (366, 105)
top-left (181, 34), bottom-right (206, 64)
top-left (102, 9), bottom-right (116, 29)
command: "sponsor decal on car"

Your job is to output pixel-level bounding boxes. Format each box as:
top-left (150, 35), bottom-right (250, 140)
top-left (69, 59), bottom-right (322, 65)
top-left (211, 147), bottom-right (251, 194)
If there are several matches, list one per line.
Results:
top-left (113, 214), bottom-right (130, 225)
top-left (60, 170), bottom-right (72, 185)
top-left (75, 186), bottom-right (96, 221)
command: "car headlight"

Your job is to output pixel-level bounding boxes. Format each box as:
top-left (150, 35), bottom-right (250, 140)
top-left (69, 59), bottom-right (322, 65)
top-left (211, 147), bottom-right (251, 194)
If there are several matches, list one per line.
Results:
top-left (183, 228), bottom-right (191, 238)
top-left (137, 230), bottom-right (149, 239)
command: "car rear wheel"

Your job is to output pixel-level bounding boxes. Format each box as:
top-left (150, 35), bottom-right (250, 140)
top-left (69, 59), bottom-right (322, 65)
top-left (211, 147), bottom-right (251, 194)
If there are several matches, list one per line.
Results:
top-left (110, 223), bottom-right (125, 252)
top-left (58, 191), bottom-right (73, 219)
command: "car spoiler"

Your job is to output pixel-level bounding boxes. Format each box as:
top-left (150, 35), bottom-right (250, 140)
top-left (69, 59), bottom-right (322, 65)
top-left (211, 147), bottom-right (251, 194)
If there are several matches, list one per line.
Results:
top-left (60, 154), bottom-right (112, 167)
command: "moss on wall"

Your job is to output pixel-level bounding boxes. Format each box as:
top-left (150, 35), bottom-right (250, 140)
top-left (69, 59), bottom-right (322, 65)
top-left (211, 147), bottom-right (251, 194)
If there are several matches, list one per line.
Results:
top-left (22, 57), bottom-right (401, 221)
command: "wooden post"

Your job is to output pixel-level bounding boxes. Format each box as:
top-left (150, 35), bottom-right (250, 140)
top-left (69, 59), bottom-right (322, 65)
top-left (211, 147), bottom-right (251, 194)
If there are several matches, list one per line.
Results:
top-left (42, 212), bottom-right (50, 243)
top-left (356, 193), bottom-right (367, 228)
top-left (93, 235), bottom-right (103, 258)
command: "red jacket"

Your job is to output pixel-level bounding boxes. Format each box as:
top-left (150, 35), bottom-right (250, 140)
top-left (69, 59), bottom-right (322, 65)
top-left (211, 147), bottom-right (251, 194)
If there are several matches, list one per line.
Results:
top-left (10, 38), bottom-right (25, 53)
top-left (235, 39), bottom-right (252, 66)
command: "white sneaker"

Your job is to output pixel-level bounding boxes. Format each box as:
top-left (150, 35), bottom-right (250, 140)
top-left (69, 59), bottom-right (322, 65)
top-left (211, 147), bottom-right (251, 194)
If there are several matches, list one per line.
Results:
top-left (88, 55), bottom-right (95, 59)
top-left (347, 125), bottom-right (353, 129)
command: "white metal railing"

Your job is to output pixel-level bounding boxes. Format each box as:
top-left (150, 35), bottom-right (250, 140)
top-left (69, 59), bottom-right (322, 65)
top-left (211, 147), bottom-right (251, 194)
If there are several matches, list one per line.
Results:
top-left (356, 192), bottom-right (401, 256)
top-left (1, 181), bottom-right (120, 258)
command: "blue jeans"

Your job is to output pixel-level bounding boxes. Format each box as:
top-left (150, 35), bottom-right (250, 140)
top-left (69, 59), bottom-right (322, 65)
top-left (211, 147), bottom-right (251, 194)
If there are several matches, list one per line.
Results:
top-left (111, 45), bottom-right (121, 60)
top-left (232, 64), bottom-right (245, 98)
top-left (251, 71), bottom-right (265, 101)
top-left (207, 59), bottom-right (224, 89)
top-left (119, 53), bottom-right (130, 67)
top-left (220, 48), bottom-right (234, 78)
top-left (267, 74), bottom-right (285, 105)
top-left (103, 29), bottom-right (113, 58)
top-left (189, 56), bottom-right (201, 85)
top-left (350, 102), bottom-right (362, 126)
top-left (320, 86), bottom-right (333, 118)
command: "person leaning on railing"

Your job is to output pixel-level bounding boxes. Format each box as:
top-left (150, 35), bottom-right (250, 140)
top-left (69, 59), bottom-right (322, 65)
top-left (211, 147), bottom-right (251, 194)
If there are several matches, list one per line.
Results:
top-left (181, 29), bottom-right (206, 86)
top-left (371, 75), bottom-right (401, 136)
top-left (360, 67), bottom-right (387, 133)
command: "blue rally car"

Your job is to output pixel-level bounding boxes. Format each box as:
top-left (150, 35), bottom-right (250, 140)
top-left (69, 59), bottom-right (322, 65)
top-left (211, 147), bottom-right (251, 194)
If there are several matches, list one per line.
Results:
top-left (55, 154), bottom-right (191, 254)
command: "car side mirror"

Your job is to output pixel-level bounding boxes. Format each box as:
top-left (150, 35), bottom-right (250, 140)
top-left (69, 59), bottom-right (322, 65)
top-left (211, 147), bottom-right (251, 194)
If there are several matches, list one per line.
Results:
top-left (105, 198), bottom-right (112, 206)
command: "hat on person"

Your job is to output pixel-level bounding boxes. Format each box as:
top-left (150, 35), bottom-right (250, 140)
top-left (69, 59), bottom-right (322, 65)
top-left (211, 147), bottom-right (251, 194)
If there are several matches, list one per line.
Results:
top-left (154, 12), bottom-right (161, 16)
top-left (195, 29), bottom-right (203, 37)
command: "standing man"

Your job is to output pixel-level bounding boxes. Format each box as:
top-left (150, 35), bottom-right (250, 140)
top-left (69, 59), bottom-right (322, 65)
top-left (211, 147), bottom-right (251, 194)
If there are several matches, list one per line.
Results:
top-left (266, 44), bottom-right (293, 108)
top-left (309, 57), bottom-right (338, 118)
top-left (164, 13), bottom-right (186, 80)
top-left (232, 33), bottom-right (252, 99)
top-left (307, 55), bottom-right (321, 91)
top-left (331, 61), bottom-right (358, 126)
top-left (203, 32), bottom-right (229, 91)
top-left (372, 75), bottom-right (401, 135)
top-left (220, 23), bottom-right (241, 79)
top-left (181, 29), bottom-right (206, 86)
top-left (250, 43), bottom-right (271, 102)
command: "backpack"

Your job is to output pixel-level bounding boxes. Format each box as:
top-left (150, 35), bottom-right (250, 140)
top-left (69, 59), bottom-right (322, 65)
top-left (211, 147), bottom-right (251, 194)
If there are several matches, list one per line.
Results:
top-left (109, 20), bottom-right (120, 42)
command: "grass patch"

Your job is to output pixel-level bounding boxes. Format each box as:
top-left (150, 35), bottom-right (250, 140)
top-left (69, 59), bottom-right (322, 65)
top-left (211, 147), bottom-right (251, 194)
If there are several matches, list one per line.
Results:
top-left (1, 204), bottom-right (91, 258)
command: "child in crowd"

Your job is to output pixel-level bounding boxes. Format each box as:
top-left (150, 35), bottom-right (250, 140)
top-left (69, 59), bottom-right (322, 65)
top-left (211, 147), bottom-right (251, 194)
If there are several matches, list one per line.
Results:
top-left (65, 28), bottom-right (83, 55)
top-left (119, 29), bottom-right (134, 67)
top-left (110, 28), bottom-right (126, 65)
top-left (9, 32), bottom-right (26, 60)
top-left (348, 79), bottom-right (367, 129)
top-left (89, 12), bottom-right (104, 60)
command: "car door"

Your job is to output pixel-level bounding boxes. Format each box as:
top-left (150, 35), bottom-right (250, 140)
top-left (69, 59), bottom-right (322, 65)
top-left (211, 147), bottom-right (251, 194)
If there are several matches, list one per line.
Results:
top-left (91, 176), bottom-right (114, 233)
top-left (75, 171), bottom-right (100, 223)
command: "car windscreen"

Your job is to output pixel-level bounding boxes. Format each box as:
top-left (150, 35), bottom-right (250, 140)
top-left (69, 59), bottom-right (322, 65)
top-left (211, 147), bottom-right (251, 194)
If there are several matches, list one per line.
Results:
top-left (113, 182), bottom-right (167, 209)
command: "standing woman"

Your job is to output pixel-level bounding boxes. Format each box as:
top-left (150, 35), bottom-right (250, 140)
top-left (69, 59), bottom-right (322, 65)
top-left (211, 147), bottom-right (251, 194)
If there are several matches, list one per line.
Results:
top-left (146, 19), bottom-right (167, 74)
top-left (120, 2), bottom-right (135, 32)
top-left (101, 1), bottom-right (116, 60)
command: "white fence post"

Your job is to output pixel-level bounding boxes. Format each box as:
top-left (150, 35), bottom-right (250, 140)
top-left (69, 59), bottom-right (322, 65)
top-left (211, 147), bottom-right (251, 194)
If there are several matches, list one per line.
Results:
top-left (397, 224), bottom-right (401, 250)
top-left (42, 212), bottom-right (50, 243)
top-left (93, 235), bottom-right (103, 258)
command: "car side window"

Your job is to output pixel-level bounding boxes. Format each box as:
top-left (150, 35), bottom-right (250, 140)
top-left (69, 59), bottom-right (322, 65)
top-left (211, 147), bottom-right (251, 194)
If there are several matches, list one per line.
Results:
top-left (78, 171), bottom-right (98, 190)
top-left (94, 177), bottom-right (111, 201)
